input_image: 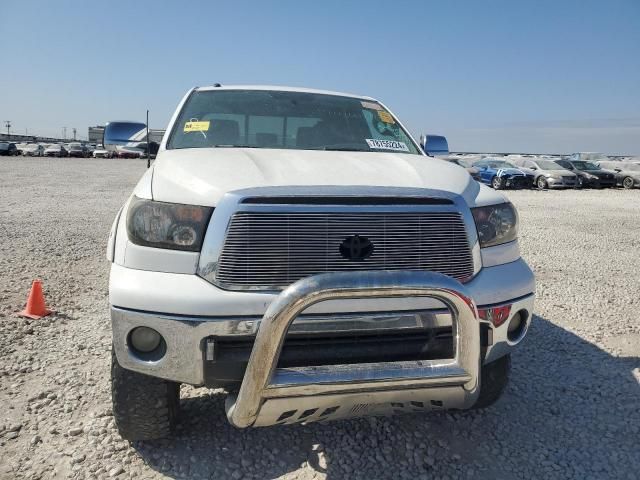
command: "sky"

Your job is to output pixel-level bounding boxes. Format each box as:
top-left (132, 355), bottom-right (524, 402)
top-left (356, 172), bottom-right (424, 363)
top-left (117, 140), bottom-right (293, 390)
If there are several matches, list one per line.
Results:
top-left (1, 0), bottom-right (639, 154)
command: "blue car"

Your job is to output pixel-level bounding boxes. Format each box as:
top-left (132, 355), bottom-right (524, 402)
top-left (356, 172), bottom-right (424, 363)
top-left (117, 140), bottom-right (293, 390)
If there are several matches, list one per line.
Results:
top-left (473, 158), bottom-right (534, 190)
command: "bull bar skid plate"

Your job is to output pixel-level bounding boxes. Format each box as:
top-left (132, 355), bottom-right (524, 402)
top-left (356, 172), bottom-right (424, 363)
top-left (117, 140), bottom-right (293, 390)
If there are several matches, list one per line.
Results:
top-left (225, 270), bottom-right (483, 428)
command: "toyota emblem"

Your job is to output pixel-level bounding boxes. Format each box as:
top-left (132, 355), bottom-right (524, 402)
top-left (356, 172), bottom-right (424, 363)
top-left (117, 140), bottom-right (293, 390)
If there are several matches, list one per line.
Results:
top-left (339, 235), bottom-right (374, 261)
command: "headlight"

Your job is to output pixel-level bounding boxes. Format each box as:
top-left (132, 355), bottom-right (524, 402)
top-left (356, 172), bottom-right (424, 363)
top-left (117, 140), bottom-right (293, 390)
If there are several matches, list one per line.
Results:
top-left (126, 196), bottom-right (213, 251)
top-left (471, 203), bottom-right (518, 248)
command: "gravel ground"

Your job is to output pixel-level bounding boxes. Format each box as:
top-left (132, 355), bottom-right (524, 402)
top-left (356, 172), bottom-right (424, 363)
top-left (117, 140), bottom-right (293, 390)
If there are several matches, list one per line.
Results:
top-left (0, 157), bottom-right (638, 480)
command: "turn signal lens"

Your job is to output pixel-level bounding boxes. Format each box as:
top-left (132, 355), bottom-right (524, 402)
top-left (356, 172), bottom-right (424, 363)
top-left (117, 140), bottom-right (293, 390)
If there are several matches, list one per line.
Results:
top-left (478, 304), bottom-right (512, 327)
top-left (126, 196), bottom-right (213, 251)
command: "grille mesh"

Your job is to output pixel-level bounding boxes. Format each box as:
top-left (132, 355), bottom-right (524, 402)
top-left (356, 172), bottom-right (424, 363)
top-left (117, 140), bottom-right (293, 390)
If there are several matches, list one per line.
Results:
top-left (216, 212), bottom-right (474, 289)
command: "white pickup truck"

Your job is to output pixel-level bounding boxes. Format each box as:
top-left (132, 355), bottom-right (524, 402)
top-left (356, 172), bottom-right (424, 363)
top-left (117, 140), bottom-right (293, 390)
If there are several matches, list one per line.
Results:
top-left (106, 85), bottom-right (535, 440)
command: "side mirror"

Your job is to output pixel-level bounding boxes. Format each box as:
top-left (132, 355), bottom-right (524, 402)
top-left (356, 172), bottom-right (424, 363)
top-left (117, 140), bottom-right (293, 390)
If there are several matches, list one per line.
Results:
top-left (103, 121), bottom-right (148, 153)
top-left (419, 134), bottom-right (449, 156)
top-left (614, 168), bottom-right (621, 172)
top-left (530, 166), bottom-right (537, 170)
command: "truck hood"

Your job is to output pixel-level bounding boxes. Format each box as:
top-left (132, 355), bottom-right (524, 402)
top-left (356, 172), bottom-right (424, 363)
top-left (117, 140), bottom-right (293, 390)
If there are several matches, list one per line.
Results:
top-left (150, 148), bottom-right (503, 207)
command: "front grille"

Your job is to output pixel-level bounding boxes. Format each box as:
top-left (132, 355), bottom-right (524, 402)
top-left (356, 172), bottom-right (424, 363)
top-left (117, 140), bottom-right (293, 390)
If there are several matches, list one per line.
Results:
top-left (215, 211), bottom-right (475, 290)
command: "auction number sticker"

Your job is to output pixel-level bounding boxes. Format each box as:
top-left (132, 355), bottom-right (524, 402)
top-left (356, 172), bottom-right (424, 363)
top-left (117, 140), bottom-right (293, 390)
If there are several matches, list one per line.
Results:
top-left (184, 121), bottom-right (210, 132)
top-left (366, 139), bottom-right (409, 152)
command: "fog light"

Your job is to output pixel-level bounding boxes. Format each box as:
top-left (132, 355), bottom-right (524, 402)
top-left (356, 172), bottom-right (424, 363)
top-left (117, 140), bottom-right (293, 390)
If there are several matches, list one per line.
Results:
top-left (507, 311), bottom-right (527, 343)
top-left (130, 326), bottom-right (162, 353)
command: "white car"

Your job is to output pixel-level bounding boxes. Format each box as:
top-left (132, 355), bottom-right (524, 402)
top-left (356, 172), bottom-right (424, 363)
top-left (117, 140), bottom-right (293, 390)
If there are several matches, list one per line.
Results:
top-left (107, 85), bottom-right (535, 439)
top-left (568, 152), bottom-right (610, 163)
top-left (22, 143), bottom-right (45, 156)
top-left (44, 144), bottom-right (68, 157)
top-left (93, 145), bottom-right (112, 158)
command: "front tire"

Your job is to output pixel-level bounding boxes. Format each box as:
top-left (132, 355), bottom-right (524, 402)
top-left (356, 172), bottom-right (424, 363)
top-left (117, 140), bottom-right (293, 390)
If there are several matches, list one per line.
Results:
top-left (623, 176), bottom-right (635, 189)
top-left (111, 349), bottom-right (180, 441)
top-left (491, 176), bottom-right (502, 190)
top-left (473, 354), bottom-right (511, 409)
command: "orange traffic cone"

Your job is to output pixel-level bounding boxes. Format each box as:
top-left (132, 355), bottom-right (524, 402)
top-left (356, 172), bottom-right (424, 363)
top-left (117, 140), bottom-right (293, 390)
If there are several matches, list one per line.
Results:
top-left (19, 280), bottom-right (53, 319)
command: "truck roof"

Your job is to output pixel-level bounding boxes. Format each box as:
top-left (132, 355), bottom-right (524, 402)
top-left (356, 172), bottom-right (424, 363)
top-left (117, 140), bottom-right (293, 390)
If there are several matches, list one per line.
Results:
top-left (195, 84), bottom-right (376, 101)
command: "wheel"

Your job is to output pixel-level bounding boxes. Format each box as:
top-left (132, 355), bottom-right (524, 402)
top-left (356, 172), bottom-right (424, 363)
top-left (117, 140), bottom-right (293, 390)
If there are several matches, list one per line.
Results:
top-left (473, 354), bottom-right (511, 409)
top-left (111, 349), bottom-right (180, 440)
top-left (623, 176), bottom-right (635, 189)
top-left (491, 176), bottom-right (502, 190)
top-left (536, 177), bottom-right (548, 190)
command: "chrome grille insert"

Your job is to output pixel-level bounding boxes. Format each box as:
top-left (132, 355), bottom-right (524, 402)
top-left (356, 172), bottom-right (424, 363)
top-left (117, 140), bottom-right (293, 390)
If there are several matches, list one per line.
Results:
top-left (215, 212), bottom-right (474, 290)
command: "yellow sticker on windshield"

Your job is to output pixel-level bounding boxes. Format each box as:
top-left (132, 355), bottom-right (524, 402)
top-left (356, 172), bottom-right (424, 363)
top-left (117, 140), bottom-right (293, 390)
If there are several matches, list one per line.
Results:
top-left (184, 121), bottom-right (210, 132)
top-left (378, 111), bottom-right (395, 124)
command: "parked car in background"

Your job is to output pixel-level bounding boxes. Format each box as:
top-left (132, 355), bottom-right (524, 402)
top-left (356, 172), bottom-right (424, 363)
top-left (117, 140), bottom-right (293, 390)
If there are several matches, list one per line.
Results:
top-left (568, 152), bottom-right (610, 163)
top-left (473, 158), bottom-right (534, 189)
top-left (115, 146), bottom-right (144, 158)
top-left (93, 145), bottom-right (113, 158)
top-left (44, 144), bottom-right (69, 157)
top-left (15, 143), bottom-right (29, 155)
top-left (596, 161), bottom-right (640, 189)
top-left (22, 143), bottom-right (45, 156)
top-left (439, 155), bottom-right (481, 180)
top-left (67, 142), bottom-right (88, 157)
top-left (555, 159), bottom-right (616, 188)
top-left (0, 142), bottom-right (19, 156)
top-left (511, 157), bottom-right (578, 189)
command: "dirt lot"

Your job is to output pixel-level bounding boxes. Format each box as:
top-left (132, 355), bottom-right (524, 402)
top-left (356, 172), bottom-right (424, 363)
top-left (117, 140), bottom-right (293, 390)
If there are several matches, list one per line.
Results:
top-left (0, 157), bottom-right (638, 480)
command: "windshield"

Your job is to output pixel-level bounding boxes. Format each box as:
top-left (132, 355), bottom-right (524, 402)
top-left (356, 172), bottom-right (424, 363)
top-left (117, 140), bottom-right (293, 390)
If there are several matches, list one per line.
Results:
top-left (573, 161), bottom-right (599, 171)
top-left (536, 160), bottom-right (564, 170)
top-left (168, 89), bottom-right (420, 154)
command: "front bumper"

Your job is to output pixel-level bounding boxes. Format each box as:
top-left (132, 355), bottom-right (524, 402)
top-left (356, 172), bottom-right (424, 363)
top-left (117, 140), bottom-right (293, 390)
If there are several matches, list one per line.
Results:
top-left (546, 176), bottom-right (577, 188)
top-left (111, 259), bottom-right (535, 388)
top-left (583, 176), bottom-right (616, 188)
top-left (112, 270), bottom-right (534, 427)
top-left (500, 176), bottom-right (533, 189)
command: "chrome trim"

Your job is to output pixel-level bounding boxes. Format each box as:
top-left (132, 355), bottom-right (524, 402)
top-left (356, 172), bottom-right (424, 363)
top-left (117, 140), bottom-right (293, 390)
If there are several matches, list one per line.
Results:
top-left (112, 306), bottom-right (453, 338)
top-left (225, 270), bottom-right (482, 428)
top-left (484, 294), bottom-right (534, 363)
top-left (197, 186), bottom-right (481, 292)
top-left (110, 291), bottom-right (534, 384)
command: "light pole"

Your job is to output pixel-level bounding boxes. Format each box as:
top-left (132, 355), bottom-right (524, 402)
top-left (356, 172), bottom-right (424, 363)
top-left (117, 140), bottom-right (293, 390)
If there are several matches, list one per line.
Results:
top-left (62, 127), bottom-right (67, 140)
top-left (72, 128), bottom-right (77, 141)
top-left (4, 120), bottom-right (10, 137)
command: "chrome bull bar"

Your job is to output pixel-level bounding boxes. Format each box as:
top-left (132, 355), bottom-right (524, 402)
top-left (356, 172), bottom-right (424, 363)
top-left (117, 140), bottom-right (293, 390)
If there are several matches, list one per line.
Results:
top-left (225, 271), bottom-right (482, 428)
